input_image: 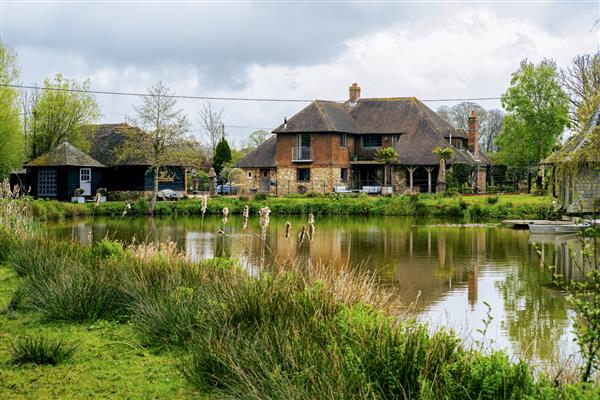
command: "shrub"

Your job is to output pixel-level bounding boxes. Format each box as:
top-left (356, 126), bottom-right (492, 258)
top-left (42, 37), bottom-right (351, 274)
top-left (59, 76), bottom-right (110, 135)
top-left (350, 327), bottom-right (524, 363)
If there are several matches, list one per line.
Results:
top-left (486, 195), bottom-right (499, 205)
top-left (95, 238), bottom-right (124, 258)
top-left (10, 334), bottom-right (77, 366)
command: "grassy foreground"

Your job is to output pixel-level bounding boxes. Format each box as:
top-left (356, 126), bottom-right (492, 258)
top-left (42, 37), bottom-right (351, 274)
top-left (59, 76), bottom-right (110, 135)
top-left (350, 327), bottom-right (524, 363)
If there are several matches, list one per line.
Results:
top-left (27, 193), bottom-right (554, 221)
top-left (1, 222), bottom-right (599, 399)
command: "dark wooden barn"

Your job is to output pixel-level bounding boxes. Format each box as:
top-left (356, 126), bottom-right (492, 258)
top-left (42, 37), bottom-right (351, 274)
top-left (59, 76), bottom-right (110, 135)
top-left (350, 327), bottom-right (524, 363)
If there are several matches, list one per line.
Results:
top-left (23, 142), bottom-right (105, 201)
top-left (89, 123), bottom-right (187, 198)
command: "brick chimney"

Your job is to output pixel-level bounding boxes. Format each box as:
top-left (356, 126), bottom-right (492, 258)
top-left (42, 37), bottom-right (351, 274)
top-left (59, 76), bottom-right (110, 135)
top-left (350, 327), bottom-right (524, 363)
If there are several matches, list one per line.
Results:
top-left (468, 111), bottom-right (479, 157)
top-left (349, 83), bottom-right (361, 103)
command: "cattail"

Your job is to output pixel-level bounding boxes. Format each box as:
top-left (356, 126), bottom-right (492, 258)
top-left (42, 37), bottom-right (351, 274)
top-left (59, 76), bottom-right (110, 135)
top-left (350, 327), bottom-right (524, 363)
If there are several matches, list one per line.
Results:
top-left (242, 205), bottom-right (249, 229)
top-left (121, 202), bottom-right (131, 217)
top-left (200, 195), bottom-right (208, 217)
top-left (12, 184), bottom-right (20, 198)
top-left (285, 221), bottom-right (291, 240)
top-left (222, 207), bottom-right (229, 224)
top-left (259, 207), bottom-right (271, 230)
top-left (298, 225), bottom-right (306, 246)
top-left (95, 192), bottom-right (101, 207)
top-left (308, 213), bottom-right (315, 241)
top-left (217, 229), bottom-right (225, 236)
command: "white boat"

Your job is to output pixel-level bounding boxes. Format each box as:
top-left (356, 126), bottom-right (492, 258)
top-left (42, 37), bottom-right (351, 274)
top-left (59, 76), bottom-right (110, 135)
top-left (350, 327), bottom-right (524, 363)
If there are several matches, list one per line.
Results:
top-left (553, 224), bottom-right (579, 233)
top-left (528, 224), bottom-right (557, 234)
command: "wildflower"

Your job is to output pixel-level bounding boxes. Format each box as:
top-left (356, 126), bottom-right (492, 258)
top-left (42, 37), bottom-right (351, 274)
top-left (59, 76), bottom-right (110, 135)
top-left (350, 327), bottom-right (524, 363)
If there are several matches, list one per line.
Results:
top-left (308, 213), bottom-right (315, 241)
top-left (242, 205), bottom-right (250, 229)
top-left (285, 221), bottom-right (291, 240)
top-left (222, 207), bottom-right (229, 224)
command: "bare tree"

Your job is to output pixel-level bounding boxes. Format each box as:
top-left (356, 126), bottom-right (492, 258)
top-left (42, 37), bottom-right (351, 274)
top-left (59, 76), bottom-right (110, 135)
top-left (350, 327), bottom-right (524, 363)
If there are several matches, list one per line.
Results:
top-left (20, 86), bottom-right (40, 158)
top-left (559, 52), bottom-right (600, 129)
top-left (123, 81), bottom-right (190, 214)
top-left (480, 109), bottom-right (504, 153)
top-left (198, 102), bottom-right (224, 159)
top-left (437, 101), bottom-right (487, 131)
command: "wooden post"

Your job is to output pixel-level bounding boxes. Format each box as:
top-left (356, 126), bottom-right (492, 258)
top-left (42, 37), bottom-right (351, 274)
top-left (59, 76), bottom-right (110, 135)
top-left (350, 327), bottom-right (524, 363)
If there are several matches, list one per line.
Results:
top-left (407, 167), bottom-right (417, 192)
top-left (425, 166), bottom-right (433, 194)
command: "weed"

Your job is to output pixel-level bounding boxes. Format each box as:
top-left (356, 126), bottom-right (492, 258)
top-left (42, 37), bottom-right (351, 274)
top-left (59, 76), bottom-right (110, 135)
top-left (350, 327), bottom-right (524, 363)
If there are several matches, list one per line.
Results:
top-left (10, 334), bottom-right (77, 366)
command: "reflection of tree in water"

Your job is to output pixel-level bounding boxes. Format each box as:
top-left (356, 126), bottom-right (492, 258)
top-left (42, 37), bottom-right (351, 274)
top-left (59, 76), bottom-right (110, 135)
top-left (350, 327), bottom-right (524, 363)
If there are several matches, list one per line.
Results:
top-left (495, 243), bottom-right (569, 363)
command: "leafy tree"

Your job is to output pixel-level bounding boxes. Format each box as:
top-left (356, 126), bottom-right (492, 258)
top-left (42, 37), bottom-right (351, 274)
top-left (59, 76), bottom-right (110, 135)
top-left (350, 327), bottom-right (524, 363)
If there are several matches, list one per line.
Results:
top-left (30, 74), bottom-right (101, 157)
top-left (124, 81), bottom-right (190, 214)
top-left (248, 130), bottom-right (271, 148)
top-left (213, 136), bottom-right (232, 175)
top-left (0, 42), bottom-right (24, 179)
top-left (495, 59), bottom-right (570, 167)
top-left (374, 147), bottom-right (398, 187)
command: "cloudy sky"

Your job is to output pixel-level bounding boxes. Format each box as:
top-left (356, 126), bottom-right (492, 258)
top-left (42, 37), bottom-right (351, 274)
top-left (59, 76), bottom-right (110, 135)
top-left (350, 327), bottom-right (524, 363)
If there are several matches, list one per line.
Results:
top-left (1, 0), bottom-right (598, 145)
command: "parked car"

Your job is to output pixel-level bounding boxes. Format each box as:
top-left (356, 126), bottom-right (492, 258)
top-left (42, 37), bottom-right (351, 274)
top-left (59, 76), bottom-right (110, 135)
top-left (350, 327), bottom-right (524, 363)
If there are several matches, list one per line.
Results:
top-left (157, 189), bottom-right (184, 200)
top-left (217, 184), bottom-right (237, 195)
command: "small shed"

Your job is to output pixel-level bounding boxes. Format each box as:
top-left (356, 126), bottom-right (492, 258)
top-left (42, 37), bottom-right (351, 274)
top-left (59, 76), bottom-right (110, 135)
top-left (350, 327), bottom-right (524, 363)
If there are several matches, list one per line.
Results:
top-left (24, 142), bottom-right (105, 201)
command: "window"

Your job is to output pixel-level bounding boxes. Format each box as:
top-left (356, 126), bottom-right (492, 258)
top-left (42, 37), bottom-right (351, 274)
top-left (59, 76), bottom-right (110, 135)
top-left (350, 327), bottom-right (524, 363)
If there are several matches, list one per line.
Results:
top-left (248, 171), bottom-right (252, 178)
top-left (298, 133), bottom-right (311, 148)
top-left (340, 168), bottom-right (348, 182)
top-left (392, 135), bottom-right (400, 146)
top-left (340, 133), bottom-right (348, 148)
top-left (297, 168), bottom-right (310, 182)
top-left (38, 168), bottom-right (57, 197)
top-left (361, 135), bottom-right (382, 147)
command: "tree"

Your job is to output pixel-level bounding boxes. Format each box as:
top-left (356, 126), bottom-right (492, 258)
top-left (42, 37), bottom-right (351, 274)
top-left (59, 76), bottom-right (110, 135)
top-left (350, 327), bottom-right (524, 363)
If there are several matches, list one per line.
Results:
top-left (124, 81), bottom-right (190, 214)
top-left (248, 130), bottom-right (271, 148)
top-left (20, 86), bottom-right (40, 158)
top-left (559, 52), bottom-right (600, 129)
top-left (213, 136), bottom-right (232, 175)
top-left (495, 59), bottom-right (570, 167)
top-left (198, 102), bottom-right (224, 159)
top-left (0, 42), bottom-right (24, 179)
top-left (374, 147), bottom-right (398, 187)
top-left (480, 109), bottom-right (504, 153)
top-left (30, 74), bottom-right (101, 157)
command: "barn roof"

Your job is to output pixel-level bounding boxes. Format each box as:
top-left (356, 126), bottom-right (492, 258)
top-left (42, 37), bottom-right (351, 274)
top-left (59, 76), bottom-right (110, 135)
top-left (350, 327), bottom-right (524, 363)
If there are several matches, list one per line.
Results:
top-left (25, 142), bottom-right (105, 168)
top-left (236, 136), bottom-right (276, 168)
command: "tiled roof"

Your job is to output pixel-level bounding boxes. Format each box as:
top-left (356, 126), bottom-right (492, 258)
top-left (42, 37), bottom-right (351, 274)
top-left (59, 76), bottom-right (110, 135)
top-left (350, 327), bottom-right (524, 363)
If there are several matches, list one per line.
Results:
top-left (236, 136), bottom-right (276, 168)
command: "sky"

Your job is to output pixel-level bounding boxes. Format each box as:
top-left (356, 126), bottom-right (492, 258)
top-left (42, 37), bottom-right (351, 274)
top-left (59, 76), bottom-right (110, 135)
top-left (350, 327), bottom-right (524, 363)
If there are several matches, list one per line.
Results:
top-left (1, 0), bottom-right (599, 146)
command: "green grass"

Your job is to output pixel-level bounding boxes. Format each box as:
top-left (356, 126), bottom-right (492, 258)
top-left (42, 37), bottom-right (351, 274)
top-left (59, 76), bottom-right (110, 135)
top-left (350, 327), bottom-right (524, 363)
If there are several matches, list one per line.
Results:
top-left (0, 266), bottom-right (202, 400)
top-left (25, 193), bottom-right (555, 221)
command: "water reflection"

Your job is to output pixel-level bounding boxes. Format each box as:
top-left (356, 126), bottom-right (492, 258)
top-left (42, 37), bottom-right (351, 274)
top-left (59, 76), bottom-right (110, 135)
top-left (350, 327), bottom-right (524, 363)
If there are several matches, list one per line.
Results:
top-left (48, 215), bottom-right (583, 367)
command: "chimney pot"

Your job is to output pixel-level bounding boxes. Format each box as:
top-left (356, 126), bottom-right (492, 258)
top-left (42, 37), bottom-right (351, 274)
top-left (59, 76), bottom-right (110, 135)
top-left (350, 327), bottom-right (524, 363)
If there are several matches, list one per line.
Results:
top-left (349, 83), bottom-right (361, 103)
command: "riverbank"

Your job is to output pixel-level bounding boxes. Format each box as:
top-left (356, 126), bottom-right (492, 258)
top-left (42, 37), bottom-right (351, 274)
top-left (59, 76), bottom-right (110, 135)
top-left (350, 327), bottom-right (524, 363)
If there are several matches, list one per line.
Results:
top-left (0, 220), bottom-right (598, 398)
top-left (25, 193), bottom-right (555, 221)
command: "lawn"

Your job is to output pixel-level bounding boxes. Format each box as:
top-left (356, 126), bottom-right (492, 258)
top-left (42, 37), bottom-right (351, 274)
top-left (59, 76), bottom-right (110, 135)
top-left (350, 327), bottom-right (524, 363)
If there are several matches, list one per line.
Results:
top-left (0, 266), bottom-right (202, 400)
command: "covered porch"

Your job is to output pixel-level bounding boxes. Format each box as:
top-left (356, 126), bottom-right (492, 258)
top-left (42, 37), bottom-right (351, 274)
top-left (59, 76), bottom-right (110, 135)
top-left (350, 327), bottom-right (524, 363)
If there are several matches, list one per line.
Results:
top-left (345, 162), bottom-right (439, 194)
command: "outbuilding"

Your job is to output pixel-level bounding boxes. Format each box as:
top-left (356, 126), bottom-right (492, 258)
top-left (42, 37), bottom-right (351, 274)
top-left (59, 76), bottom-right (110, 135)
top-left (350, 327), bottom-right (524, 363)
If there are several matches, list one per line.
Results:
top-left (23, 142), bottom-right (105, 201)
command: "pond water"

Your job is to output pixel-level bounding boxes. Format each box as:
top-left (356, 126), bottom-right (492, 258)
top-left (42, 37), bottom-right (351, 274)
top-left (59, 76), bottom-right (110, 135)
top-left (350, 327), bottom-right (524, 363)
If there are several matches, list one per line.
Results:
top-left (47, 214), bottom-right (581, 368)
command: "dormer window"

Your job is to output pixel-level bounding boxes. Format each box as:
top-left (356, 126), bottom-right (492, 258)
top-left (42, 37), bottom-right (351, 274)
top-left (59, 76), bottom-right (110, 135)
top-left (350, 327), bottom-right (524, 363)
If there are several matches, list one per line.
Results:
top-left (392, 135), bottom-right (400, 146)
top-left (361, 135), bottom-right (382, 148)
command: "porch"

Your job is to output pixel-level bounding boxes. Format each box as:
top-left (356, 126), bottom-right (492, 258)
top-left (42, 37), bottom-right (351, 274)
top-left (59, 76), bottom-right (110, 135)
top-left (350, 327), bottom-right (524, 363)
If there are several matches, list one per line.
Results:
top-left (347, 163), bottom-right (439, 194)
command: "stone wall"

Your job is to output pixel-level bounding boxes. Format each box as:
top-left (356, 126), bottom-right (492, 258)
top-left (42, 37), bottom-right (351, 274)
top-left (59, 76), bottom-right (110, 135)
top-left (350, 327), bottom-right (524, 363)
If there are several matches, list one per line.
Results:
top-left (476, 169), bottom-right (487, 193)
top-left (276, 167), bottom-right (340, 195)
top-left (391, 166), bottom-right (408, 193)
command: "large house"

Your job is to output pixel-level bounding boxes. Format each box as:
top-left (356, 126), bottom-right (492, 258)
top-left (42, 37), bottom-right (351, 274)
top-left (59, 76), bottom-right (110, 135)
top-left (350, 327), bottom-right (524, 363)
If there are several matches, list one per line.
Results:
top-left (237, 83), bottom-right (490, 195)
top-left (544, 106), bottom-right (600, 214)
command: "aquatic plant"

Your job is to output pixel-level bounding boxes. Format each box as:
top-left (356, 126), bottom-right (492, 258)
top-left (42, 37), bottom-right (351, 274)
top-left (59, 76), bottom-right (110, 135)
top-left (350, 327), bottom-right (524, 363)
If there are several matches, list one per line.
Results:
top-left (285, 221), bottom-right (291, 240)
top-left (222, 207), bottom-right (229, 224)
top-left (308, 213), bottom-right (315, 241)
top-left (242, 205), bottom-right (249, 229)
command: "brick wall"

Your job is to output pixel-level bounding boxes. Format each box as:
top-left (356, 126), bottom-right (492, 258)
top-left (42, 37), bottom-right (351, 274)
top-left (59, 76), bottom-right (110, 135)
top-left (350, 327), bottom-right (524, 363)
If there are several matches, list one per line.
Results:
top-left (564, 165), bottom-right (600, 214)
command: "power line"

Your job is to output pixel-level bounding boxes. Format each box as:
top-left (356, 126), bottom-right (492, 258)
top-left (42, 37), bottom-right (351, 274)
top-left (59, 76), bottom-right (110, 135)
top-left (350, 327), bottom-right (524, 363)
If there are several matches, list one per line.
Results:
top-left (0, 83), bottom-right (503, 103)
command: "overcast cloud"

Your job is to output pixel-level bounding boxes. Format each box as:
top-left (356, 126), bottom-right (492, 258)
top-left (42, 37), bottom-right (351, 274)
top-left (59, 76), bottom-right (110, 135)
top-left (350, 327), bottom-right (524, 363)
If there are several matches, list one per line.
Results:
top-left (1, 1), bottom-right (598, 145)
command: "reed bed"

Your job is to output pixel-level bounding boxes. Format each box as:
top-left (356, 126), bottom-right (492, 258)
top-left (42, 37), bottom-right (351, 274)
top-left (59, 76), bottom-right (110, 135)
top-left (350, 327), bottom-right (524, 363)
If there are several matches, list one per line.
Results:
top-left (0, 191), bottom-right (597, 399)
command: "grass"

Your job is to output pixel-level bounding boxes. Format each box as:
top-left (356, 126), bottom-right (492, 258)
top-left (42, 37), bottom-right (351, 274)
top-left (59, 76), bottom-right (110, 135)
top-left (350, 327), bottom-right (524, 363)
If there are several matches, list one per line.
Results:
top-left (9, 334), bottom-right (77, 366)
top-left (0, 266), bottom-right (202, 400)
top-left (25, 193), bottom-right (555, 221)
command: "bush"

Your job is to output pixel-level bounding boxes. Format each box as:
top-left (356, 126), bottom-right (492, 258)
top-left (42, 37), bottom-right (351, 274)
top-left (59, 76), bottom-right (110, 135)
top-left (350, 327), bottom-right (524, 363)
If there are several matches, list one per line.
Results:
top-left (486, 196), bottom-right (499, 205)
top-left (10, 334), bottom-right (77, 366)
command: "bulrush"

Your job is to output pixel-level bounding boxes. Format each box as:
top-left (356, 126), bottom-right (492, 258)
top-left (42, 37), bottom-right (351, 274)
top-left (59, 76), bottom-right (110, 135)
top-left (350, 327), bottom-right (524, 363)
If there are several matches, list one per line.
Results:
top-left (285, 221), bottom-right (291, 240)
top-left (122, 202), bottom-right (132, 217)
top-left (298, 225), bottom-right (306, 246)
top-left (259, 207), bottom-right (271, 231)
top-left (200, 195), bottom-right (208, 218)
top-left (242, 205), bottom-right (250, 229)
top-left (222, 207), bottom-right (229, 224)
top-left (308, 213), bottom-right (315, 241)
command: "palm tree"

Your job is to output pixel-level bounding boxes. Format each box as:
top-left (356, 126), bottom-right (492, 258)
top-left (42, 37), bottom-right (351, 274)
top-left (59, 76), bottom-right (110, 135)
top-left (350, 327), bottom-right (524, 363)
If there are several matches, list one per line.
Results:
top-left (374, 147), bottom-right (399, 191)
top-left (432, 146), bottom-right (455, 193)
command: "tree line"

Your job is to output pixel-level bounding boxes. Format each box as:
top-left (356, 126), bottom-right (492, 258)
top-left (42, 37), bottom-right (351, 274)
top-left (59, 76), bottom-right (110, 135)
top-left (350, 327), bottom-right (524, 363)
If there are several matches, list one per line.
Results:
top-left (436, 55), bottom-right (599, 168)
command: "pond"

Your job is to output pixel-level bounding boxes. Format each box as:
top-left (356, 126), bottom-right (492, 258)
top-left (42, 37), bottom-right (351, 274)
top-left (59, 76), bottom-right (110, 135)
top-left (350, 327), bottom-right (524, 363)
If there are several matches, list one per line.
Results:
top-left (47, 214), bottom-right (580, 368)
